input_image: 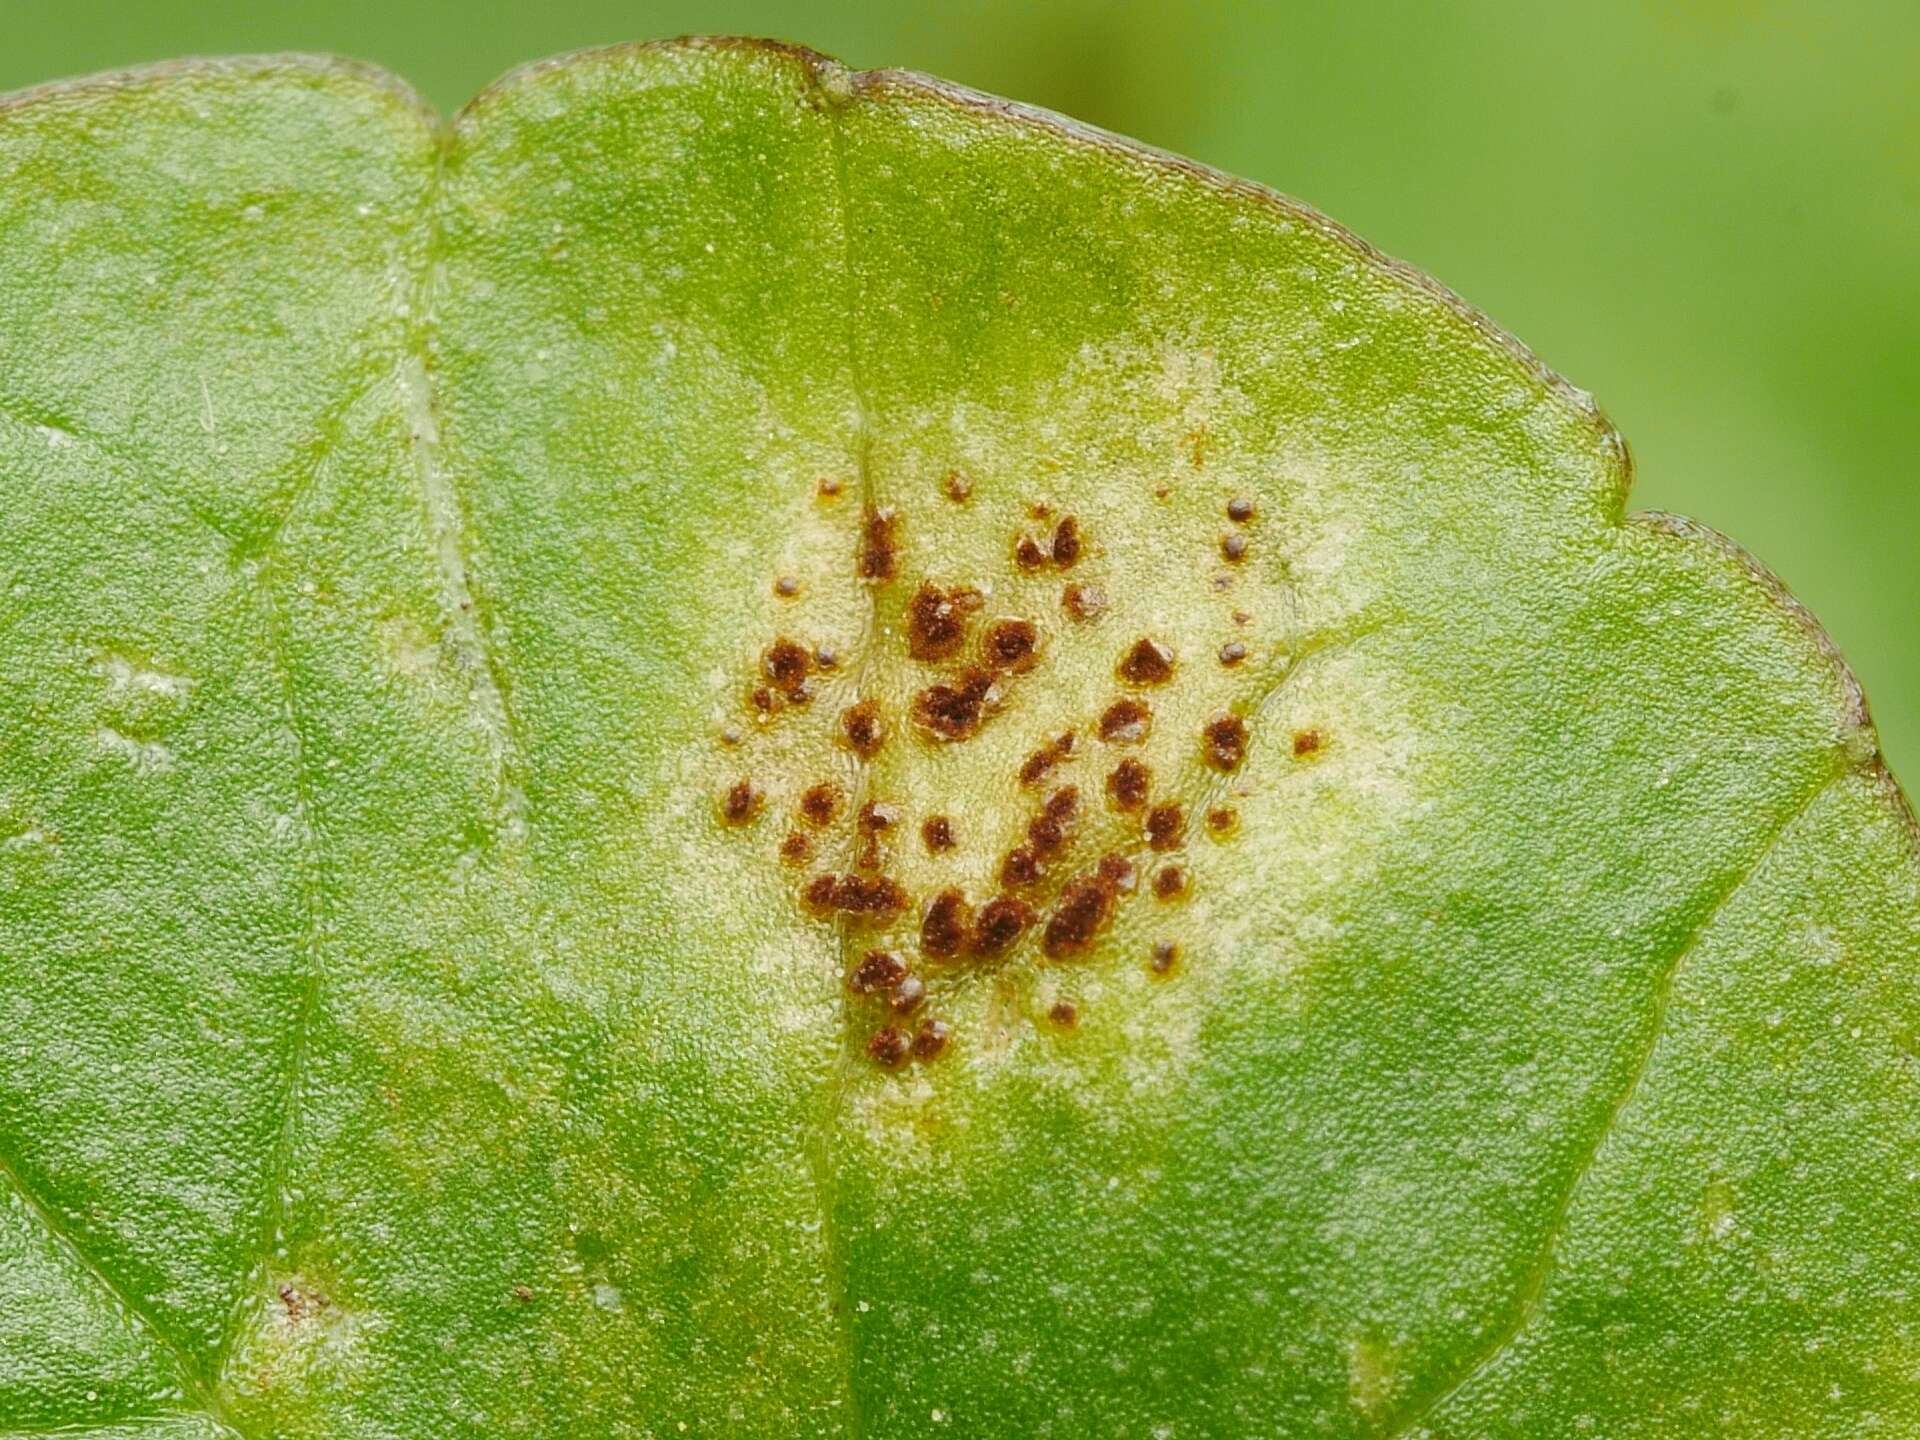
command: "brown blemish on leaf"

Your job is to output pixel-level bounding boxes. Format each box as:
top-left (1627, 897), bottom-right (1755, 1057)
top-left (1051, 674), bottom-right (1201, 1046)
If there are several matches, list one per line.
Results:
top-left (1063, 583), bottom-right (1107, 621)
top-left (841, 699), bottom-right (885, 758)
top-left (1118, 637), bottom-right (1175, 686)
top-left (1107, 758), bottom-right (1152, 812)
top-left (859, 801), bottom-right (900, 833)
top-left (512, 1284), bottom-right (535, 1303)
top-left (907, 582), bottom-right (980, 662)
top-left (1048, 999), bottom-right (1080, 1030)
top-left (799, 782), bottom-right (842, 828)
top-left (774, 575), bottom-right (800, 598)
top-left (913, 669), bottom-right (999, 742)
top-left (1293, 728), bottom-right (1324, 758)
top-left (1219, 641), bottom-right (1248, 667)
top-left (1204, 714), bottom-right (1249, 772)
top-left (889, 973), bottom-right (927, 1015)
top-left (1206, 805), bottom-right (1239, 837)
top-left (809, 874), bottom-right (910, 920)
top-left (1098, 698), bottom-right (1151, 745)
top-left (1232, 609), bottom-right (1251, 626)
top-left (1146, 801), bottom-right (1184, 851)
top-left (1221, 532), bottom-right (1248, 564)
top-left (1153, 864), bottom-right (1189, 901)
top-left (1050, 515), bottom-right (1082, 567)
top-left (922, 815), bottom-right (955, 853)
top-left (943, 470), bottom-right (972, 503)
top-left (1043, 872), bottom-right (1116, 959)
top-left (850, 950), bottom-right (907, 995)
top-left (1227, 495), bottom-right (1255, 523)
top-left (762, 638), bottom-right (813, 701)
top-left (1026, 785), bottom-right (1080, 860)
top-left (920, 888), bottom-right (972, 959)
top-left (815, 645), bottom-right (841, 671)
top-left (780, 831), bottom-right (813, 865)
top-left (911, 1018), bottom-right (952, 1061)
top-left (719, 724), bottom-right (743, 747)
top-left (859, 506), bottom-right (900, 582)
top-left (1014, 534), bottom-right (1048, 570)
top-left (1097, 852), bottom-right (1138, 893)
top-left (817, 476), bottom-right (843, 500)
top-left (868, 1026), bottom-right (910, 1069)
top-left (1000, 845), bottom-right (1043, 889)
top-left (984, 618), bottom-right (1040, 673)
top-left (971, 895), bottom-right (1035, 956)
top-left (1019, 731), bottom-right (1075, 786)
top-left (278, 1284), bottom-right (329, 1325)
top-left (722, 780), bottom-right (763, 826)
top-left (1150, 939), bottom-right (1180, 975)
top-left (750, 685), bottom-right (781, 716)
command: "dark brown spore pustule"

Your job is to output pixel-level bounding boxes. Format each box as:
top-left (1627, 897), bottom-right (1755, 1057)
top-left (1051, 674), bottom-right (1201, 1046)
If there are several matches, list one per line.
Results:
top-left (913, 669), bottom-right (998, 742)
top-left (944, 470), bottom-right (972, 503)
top-left (971, 895), bottom-right (1035, 956)
top-left (1293, 728), bottom-right (1324, 758)
top-left (1000, 845), bottom-right (1043, 889)
top-left (817, 476), bottom-right (844, 500)
top-left (1027, 785), bottom-right (1080, 859)
top-left (762, 638), bottom-right (812, 701)
top-left (1146, 802), bottom-right (1184, 851)
top-left (984, 618), bottom-right (1040, 673)
top-left (1043, 873), bottom-right (1115, 960)
top-left (1063, 583), bottom-right (1107, 621)
top-left (907, 582), bottom-right (979, 663)
top-left (1207, 805), bottom-right (1239, 836)
top-left (1118, 637), bottom-right (1175, 687)
top-left (1048, 999), bottom-right (1080, 1030)
top-left (810, 874), bottom-right (910, 920)
top-left (1014, 534), bottom-right (1048, 570)
top-left (1107, 758), bottom-right (1152, 812)
top-left (1050, 515), bottom-right (1082, 567)
top-left (1221, 532), bottom-right (1248, 564)
top-left (1205, 714), bottom-right (1249, 772)
top-left (1153, 864), bottom-right (1189, 901)
top-left (868, 1026), bottom-right (910, 1069)
top-left (841, 699), bottom-right (885, 759)
top-left (911, 1018), bottom-right (951, 1060)
top-left (890, 973), bottom-right (927, 1014)
top-left (1150, 939), bottom-right (1180, 975)
top-left (859, 507), bottom-right (900, 582)
top-left (920, 888), bottom-right (972, 959)
top-left (1219, 641), bottom-right (1248, 667)
top-left (1097, 852), bottom-right (1138, 893)
top-left (849, 950), bottom-right (907, 995)
top-left (1227, 495), bottom-right (1255, 523)
top-left (780, 831), bottom-right (812, 865)
top-left (1098, 698), bottom-right (1151, 745)
top-left (922, 815), bottom-right (956, 853)
top-left (1019, 730), bottom-right (1075, 786)
top-left (799, 782), bottom-right (842, 828)
top-left (722, 780), bottom-right (762, 825)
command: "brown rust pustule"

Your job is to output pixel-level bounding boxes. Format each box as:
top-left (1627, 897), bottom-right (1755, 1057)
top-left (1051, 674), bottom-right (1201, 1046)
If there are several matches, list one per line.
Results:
top-left (859, 506), bottom-right (900, 582)
top-left (1027, 786), bottom-right (1080, 860)
top-left (762, 638), bottom-right (812, 701)
top-left (721, 780), bottom-right (763, 825)
top-left (911, 1018), bottom-right (951, 1061)
top-left (913, 669), bottom-right (999, 742)
top-left (808, 873), bottom-right (910, 920)
top-left (817, 476), bottom-right (844, 499)
top-left (1098, 698), bottom-right (1151, 745)
top-left (943, 470), bottom-right (972, 503)
top-left (841, 699), bottom-right (886, 759)
top-left (907, 582), bottom-right (980, 662)
top-left (921, 815), bottom-right (955, 853)
top-left (1048, 999), bottom-right (1080, 1030)
top-left (1292, 728), bottom-right (1324, 758)
top-left (920, 888), bottom-right (972, 959)
top-left (1145, 802), bottom-right (1185, 851)
top-left (780, 831), bottom-right (813, 865)
top-left (1118, 637), bottom-right (1175, 686)
top-left (984, 618), bottom-right (1040, 673)
top-left (868, 1026), bottom-right (910, 1069)
top-left (774, 575), bottom-right (800, 598)
top-left (1019, 730), bottom-right (1075, 786)
top-left (1049, 515), bottom-right (1082, 567)
top-left (1227, 495), bottom-right (1255, 523)
top-left (889, 973), bottom-right (927, 1014)
top-left (799, 782), bottom-right (842, 828)
top-left (1218, 641), bottom-right (1248, 667)
top-left (971, 895), bottom-right (1035, 956)
top-left (849, 950), bottom-right (907, 995)
top-left (1220, 532), bottom-right (1248, 564)
top-left (1204, 713), bottom-right (1249, 772)
top-left (1207, 805), bottom-right (1239, 837)
top-left (1062, 582), bottom-right (1107, 621)
top-left (1153, 864), bottom-right (1189, 901)
top-left (1097, 852), bottom-right (1138, 893)
top-left (1043, 872), bottom-right (1116, 960)
top-left (1150, 939), bottom-right (1180, 975)
top-left (1014, 534), bottom-right (1048, 570)
top-left (1000, 845), bottom-right (1043, 889)
top-left (1106, 758), bottom-right (1152, 812)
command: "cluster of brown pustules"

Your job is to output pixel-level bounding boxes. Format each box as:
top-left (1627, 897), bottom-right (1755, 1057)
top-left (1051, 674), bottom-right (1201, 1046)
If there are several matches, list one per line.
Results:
top-left (720, 483), bottom-right (1287, 1070)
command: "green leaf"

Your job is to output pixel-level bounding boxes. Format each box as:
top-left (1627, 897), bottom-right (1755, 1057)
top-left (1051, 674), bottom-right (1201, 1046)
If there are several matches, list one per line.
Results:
top-left (2, 38), bottom-right (1915, 1438)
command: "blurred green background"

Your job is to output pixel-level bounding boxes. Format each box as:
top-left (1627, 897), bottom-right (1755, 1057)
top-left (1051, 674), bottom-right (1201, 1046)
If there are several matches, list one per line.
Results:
top-left (6, 1), bottom-right (1915, 778)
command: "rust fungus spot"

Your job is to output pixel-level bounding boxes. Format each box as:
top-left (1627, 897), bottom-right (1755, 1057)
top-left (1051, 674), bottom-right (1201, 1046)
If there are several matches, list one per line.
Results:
top-left (1204, 714), bottom-right (1249, 772)
top-left (1150, 939), bottom-right (1180, 975)
top-left (721, 780), bottom-right (763, 826)
top-left (1027, 785), bottom-right (1080, 859)
top-left (774, 575), bottom-right (800, 598)
top-left (1207, 806), bottom-right (1239, 837)
top-left (859, 801), bottom-right (901, 833)
top-left (1227, 495), bottom-right (1255, 523)
top-left (1098, 852), bottom-right (1138, 893)
top-left (841, 699), bottom-right (885, 759)
top-left (804, 873), bottom-right (840, 913)
top-left (762, 638), bottom-right (813, 701)
top-left (815, 645), bottom-right (840, 671)
top-left (799, 782), bottom-right (842, 828)
top-left (922, 815), bottom-right (955, 853)
top-left (911, 1018), bottom-right (951, 1061)
top-left (1014, 534), bottom-right (1049, 570)
top-left (1098, 698), bottom-right (1152, 745)
top-left (1219, 641), bottom-right (1248, 667)
top-left (813, 874), bottom-right (910, 920)
top-left (1043, 873), bottom-right (1115, 960)
top-left (1106, 758), bottom-right (1152, 812)
top-left (1118, 637), bottom-right (1175, 687)
top-left (512, 1284), bottom-right (534, 1303)
top-left (1293, 728), bottom-right (1324, 758)
top-left (279, 1284), bottom-right (329, 1324)
top-left (1029, 501), bottom-right (1055, 521)
top-left (984, 618), bottom-right (1040, 673)
top-left (1050, 515), bottom-right (1082, 567)
top-left (944, 470), bottom-right (972, 503)
top-left (780, 831), bottom-right (813, 865)
top-left (1221, 532), bottom-right (1248, 564)
top-left (817, 476), bottom-right (843, 500)
top-left (868, 1026), bottom-right (910, 1069)
top-left (719, 724), bottom-right (743, 747)
top-left (850, 950), bottom-right (907, 995)
top-left (1145, 802), bottom-right (1185, 851)
top-left (907, 582), bottom-right (980, 662)
top-left (1063, 583), bottom-right (1107, 621)
top-left (1000, 845), bottom-right (1043, 889)
top-left (1232, 609), bottom-right (1251, 626)
top-left (920, 888), bottom-right (972, 959)
top-left (749, 685), bottom-right (781, 716)
top-left (912, 669), bottom-right (999, 743)
top-left (890, 973), bottom-right (927, 1015)
top-left (858, 507), bottom-right (900, 582)
top-left (1048, 999), bottom-right (1080, 1030)
top-left (1019, 730), bottom-right (1075, 786)
top-left (971, 895), bottom-right (1035, 955)
top-left (1153, 864), bottom-right (1189, 901)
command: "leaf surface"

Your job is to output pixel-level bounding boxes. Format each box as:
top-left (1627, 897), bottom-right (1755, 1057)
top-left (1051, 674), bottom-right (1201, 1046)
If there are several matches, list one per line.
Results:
top-left (1, 39), bottom-right (1916, 1439)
